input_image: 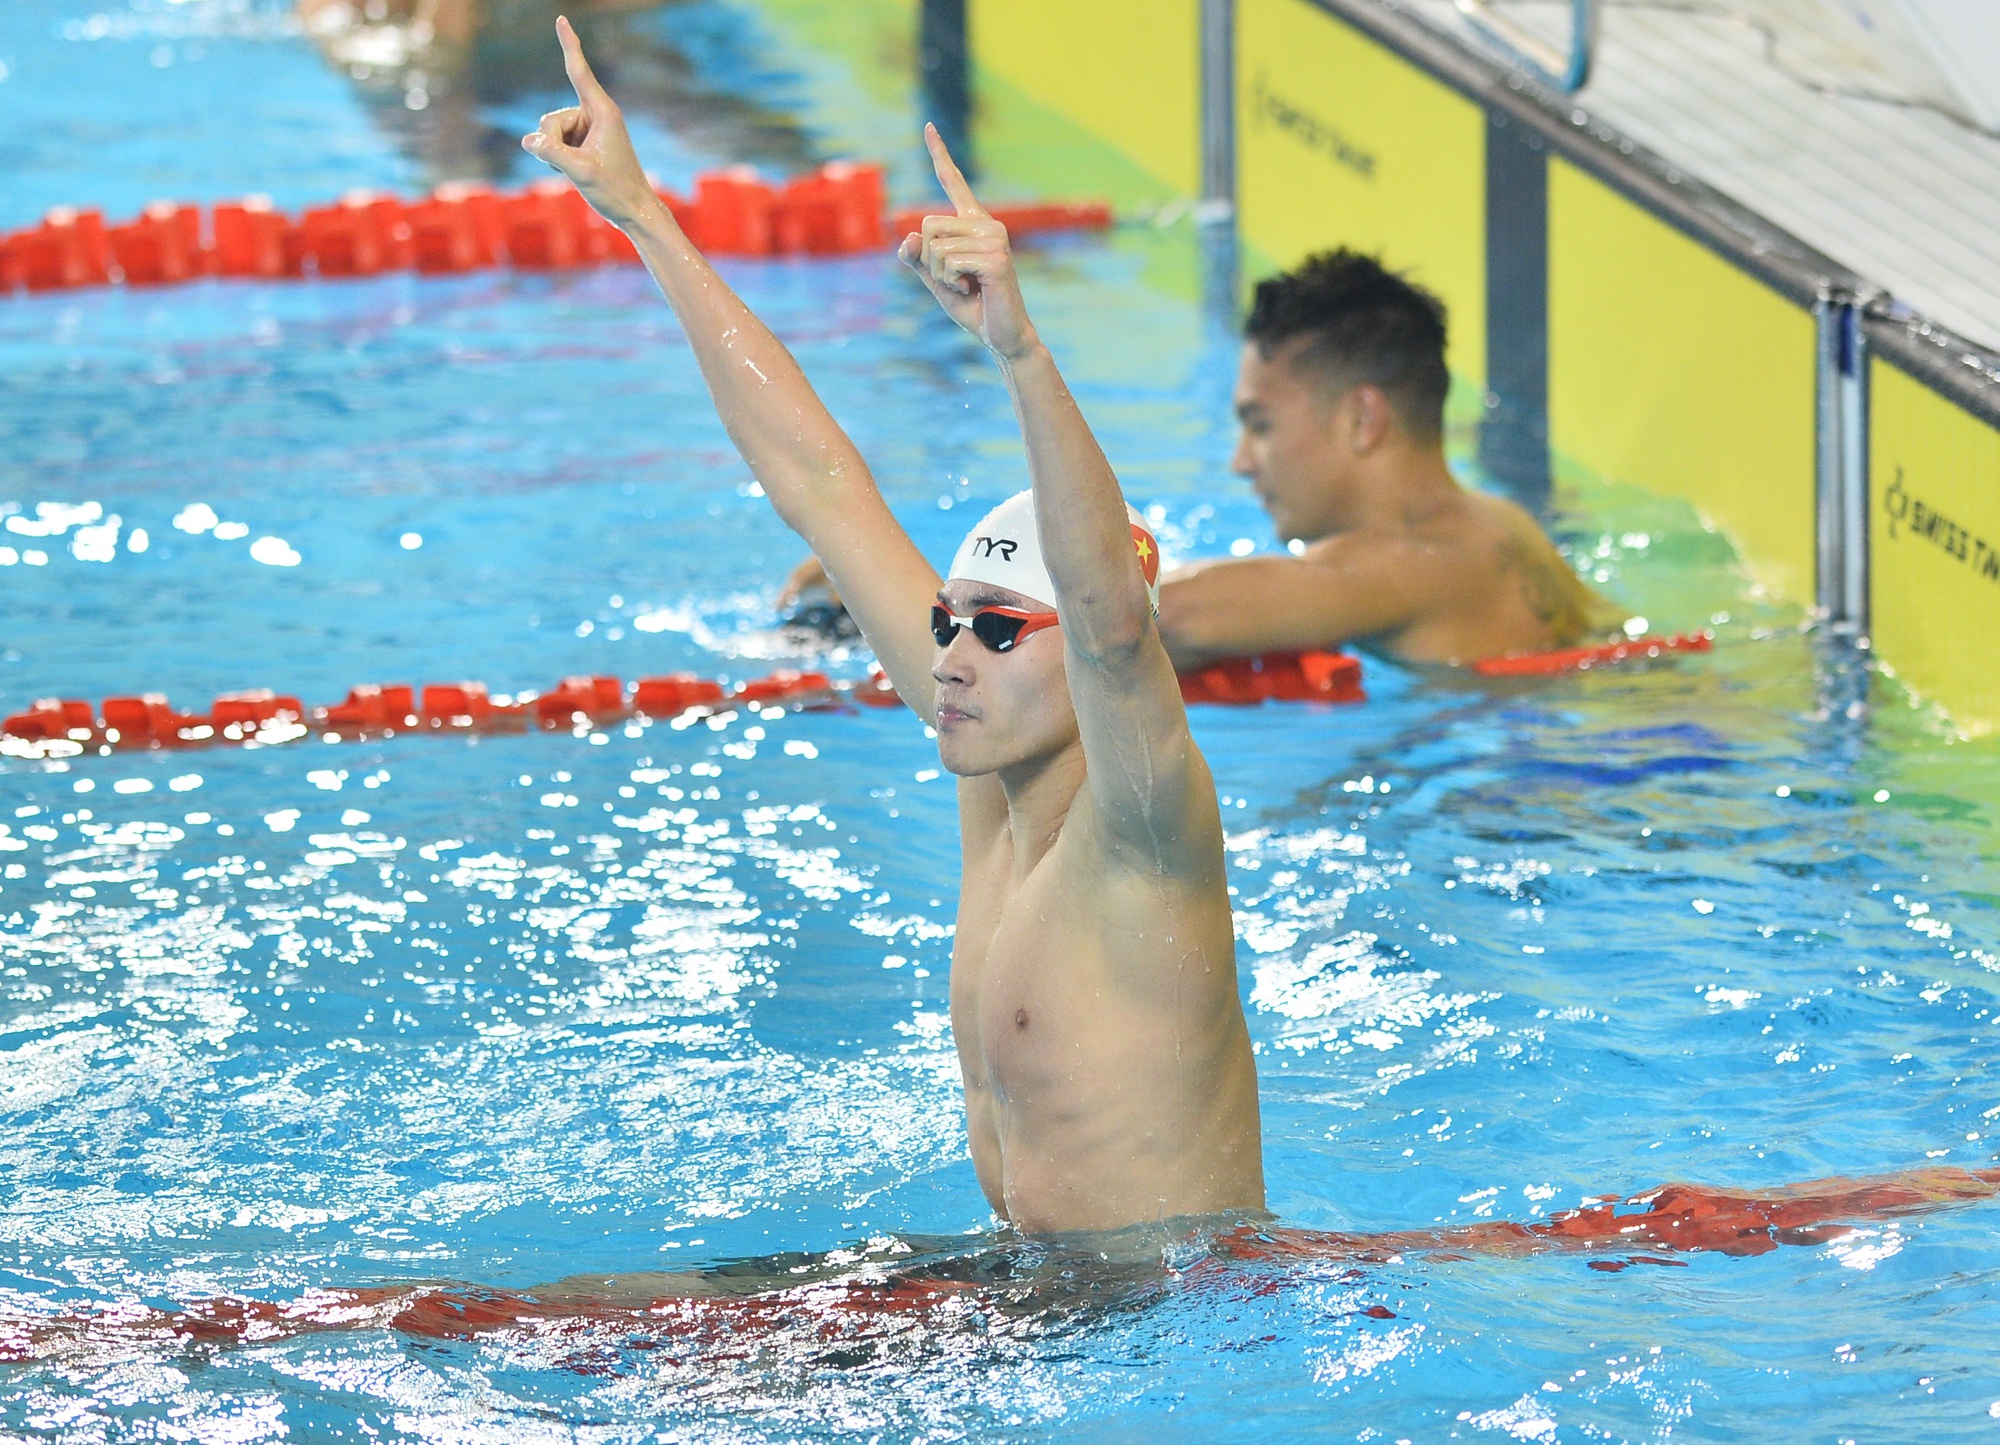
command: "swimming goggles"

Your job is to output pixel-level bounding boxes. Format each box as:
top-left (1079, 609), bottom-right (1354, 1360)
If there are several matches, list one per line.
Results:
top-left (929, 604), bottom-right (1060, 654)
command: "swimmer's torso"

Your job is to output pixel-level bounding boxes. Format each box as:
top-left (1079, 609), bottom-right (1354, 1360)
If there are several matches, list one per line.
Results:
top-left (949, 776), bottom-right (1265, 1234)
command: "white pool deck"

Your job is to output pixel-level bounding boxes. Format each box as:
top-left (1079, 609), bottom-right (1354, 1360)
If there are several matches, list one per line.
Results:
top-left (1408, 0), bottom-right (2000, 353)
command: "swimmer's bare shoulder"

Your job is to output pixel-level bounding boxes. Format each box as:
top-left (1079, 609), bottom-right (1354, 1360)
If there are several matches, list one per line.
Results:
top-left (1302, 496), bottom-right (1615, 662)
top-left (1474, 495), bottom-right (1625, 650)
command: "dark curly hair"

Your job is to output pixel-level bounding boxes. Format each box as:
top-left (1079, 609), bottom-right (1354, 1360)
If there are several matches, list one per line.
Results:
top-left (1244, 250), bottom-right (1450, 441)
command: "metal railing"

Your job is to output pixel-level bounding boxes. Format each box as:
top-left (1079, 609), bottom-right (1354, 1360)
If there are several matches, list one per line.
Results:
top-left (1455, 0), bottom-right (1597, 92)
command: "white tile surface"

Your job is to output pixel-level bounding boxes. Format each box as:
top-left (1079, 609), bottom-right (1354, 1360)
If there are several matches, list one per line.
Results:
top-left (1409, 0), bottom-right (2000, 350)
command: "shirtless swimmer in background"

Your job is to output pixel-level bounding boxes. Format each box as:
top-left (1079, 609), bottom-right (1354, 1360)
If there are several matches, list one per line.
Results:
top-left (528, 19), bottom-right (1262, 1236)
top-left (784, 250), bottom-right (1626, 669)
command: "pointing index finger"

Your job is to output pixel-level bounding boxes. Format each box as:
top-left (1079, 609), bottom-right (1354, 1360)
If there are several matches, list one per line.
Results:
top-left (925, 123), bottom-right (985, 218)
top-left (556, 15), bottom-right (613, 112)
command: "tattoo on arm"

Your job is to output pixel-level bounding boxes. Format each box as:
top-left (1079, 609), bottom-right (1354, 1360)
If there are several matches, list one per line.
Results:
top-left (1499, 538), bottom-right (1593, 646)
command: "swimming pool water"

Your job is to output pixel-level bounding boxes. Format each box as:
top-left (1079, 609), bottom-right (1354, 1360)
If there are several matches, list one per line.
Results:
top-left (5, 2), bottom-right (2000, 1439)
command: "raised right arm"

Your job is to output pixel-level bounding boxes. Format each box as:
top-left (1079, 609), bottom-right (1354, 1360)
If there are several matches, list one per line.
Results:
top-left (523, 18), bottom-right (940, 721)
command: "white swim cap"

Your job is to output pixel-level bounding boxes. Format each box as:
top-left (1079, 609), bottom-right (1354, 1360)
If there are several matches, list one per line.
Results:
top-left (947, 489), bottom-right (1162, 613)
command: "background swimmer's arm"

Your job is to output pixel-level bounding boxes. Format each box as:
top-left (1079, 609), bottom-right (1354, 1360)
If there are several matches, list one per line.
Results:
top-left (903, 129), bottom-right (1215, 876)
top-left (1154, 543), bottom-right (1430, 670)
top-left (522, 19), bottom-right (941, 721)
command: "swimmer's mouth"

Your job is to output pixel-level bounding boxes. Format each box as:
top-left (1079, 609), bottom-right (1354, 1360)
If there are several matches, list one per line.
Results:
top-left (935, 701), bottom-right (977, 727)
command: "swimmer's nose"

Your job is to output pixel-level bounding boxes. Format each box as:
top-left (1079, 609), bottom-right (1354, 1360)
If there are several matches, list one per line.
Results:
top-left (931, 630), bottom-right (977, 687)
top-left (1229, 429), bottom-right (1256, 477)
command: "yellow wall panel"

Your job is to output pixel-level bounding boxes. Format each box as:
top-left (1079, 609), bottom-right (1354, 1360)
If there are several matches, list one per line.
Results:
top-left (1870, 360), bottom-right (2000, 735)
top-left (1234, 0), bottom-right (1486, 390)
top-left (1548, 159), bottom-right (1816, 604)
top-left (968, 0), bottom-right (1201, 204)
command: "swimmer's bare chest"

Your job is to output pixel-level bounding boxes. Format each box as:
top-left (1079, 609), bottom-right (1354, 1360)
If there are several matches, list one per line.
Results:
top-left (950, 837), bottom-right (1105, 1117)
top-left (944, 810), bottom-right (1246, 1228)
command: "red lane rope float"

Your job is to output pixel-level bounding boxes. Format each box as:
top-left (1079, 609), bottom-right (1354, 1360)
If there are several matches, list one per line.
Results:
top-left (0, 629), bottom-right (1719, 757)
top-left (1177, 650), bottom-right (1366, 706)
top-left (0, 653), bottom-right (1365, 759)
top-left (5, 1165), bottom-right (1994, 1363)
top-left (2, 670), bottom-right (821, 753)
top-left (0, 632), bottom-right (1714, 757)
top-left (1171, 632), bottom-right (1709, 703)
top-left (0, 168), bottom-right (1114, 295)
top-left (1471, 631), bottom-right (1713, 678)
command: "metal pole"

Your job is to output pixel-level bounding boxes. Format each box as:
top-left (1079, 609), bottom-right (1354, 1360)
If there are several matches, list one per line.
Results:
top-left (1840, 306), bottom-right (1870, 636)
top-left (1812, 293), bottom-right (1872, 635)
top-left (1814, 293), bottom-right (1846, 623)
top-left (1200, 0), bottom-right (1235, 210)
top-left (920, 0), bottom-right (971, 170)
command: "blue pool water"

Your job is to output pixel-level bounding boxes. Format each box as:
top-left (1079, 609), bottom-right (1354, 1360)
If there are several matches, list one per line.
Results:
top-left (6, 2), bottom-right (2000, 1439)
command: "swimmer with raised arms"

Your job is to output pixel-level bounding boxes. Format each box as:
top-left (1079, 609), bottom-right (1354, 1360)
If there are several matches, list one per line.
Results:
top-left (524, 19), bottom-right (1262, 1236)
top-left (10, 23), bottom-right (2000, 1364)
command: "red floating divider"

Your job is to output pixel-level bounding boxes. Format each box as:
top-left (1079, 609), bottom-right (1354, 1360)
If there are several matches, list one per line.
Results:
top-left (888, 200), bottom-right (1113, 242)
top-left (499, 181), bottom-right (583, 270)
top-left (1, 699), bottom-right (93, 741)
top-left (534, 674), bottom-right (625, 725)
top-left (633, 674), bottom-right (726, 714)
top-left (1, 167), bottom-right (1114, 298)
top-left (732, 669), bottom-right (834, 706)
top-left (2, 634), bottom-right (1729, 765)
top-left (300, 191), bottom-right (413, 278)
top-left (99, 693), bottom-right (211, 743)
top-left (1179, 651), bottom-right (1366, 707)
top-left (1471, 631), bottom-right (1713, 678)
top-left (13, 208), bottom-right (113, 291)
top-left (107, 202), bottom-right (205, 286)
top-left (1, 651), bottom-right (1380, 763)
top-left (775, 163), bottom-right (885, 256)
top-left (212, 689), bottom-right (305, 728)
top-left (324, 684), bottom-right (417, 728)
top-left (99, 694), bottom-right (169, 740)
top-left (421, 682), bottom-right (494, 725)
top-left (852, 668), bottom-right (901, 708)
top-left (212, 197), bottom-right (290, 278)
top-left (690, 167), bottom-right (777, 257)
top-left (408, 184), bottom-right (500, 273)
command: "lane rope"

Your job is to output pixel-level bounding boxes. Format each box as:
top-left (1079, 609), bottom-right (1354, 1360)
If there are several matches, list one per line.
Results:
top-left (0, 653), bottom-right (1363, 758)
top-left (0, 167), bottom-right (1112, 295)
top-left (0, 635), bottom-right (1717, 761)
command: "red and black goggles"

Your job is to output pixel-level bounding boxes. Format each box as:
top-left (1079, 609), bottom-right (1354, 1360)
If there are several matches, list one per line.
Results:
top-left (929, 603), bottom-right (1060, 654)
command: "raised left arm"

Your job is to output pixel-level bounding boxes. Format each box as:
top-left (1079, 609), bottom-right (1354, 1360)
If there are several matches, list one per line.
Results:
top-left (902, 128), bottom-right (1218, 878)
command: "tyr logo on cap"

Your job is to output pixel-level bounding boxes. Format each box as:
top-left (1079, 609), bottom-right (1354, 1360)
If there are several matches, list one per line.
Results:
top-left (972, 536), bottom-right (1019, 561)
